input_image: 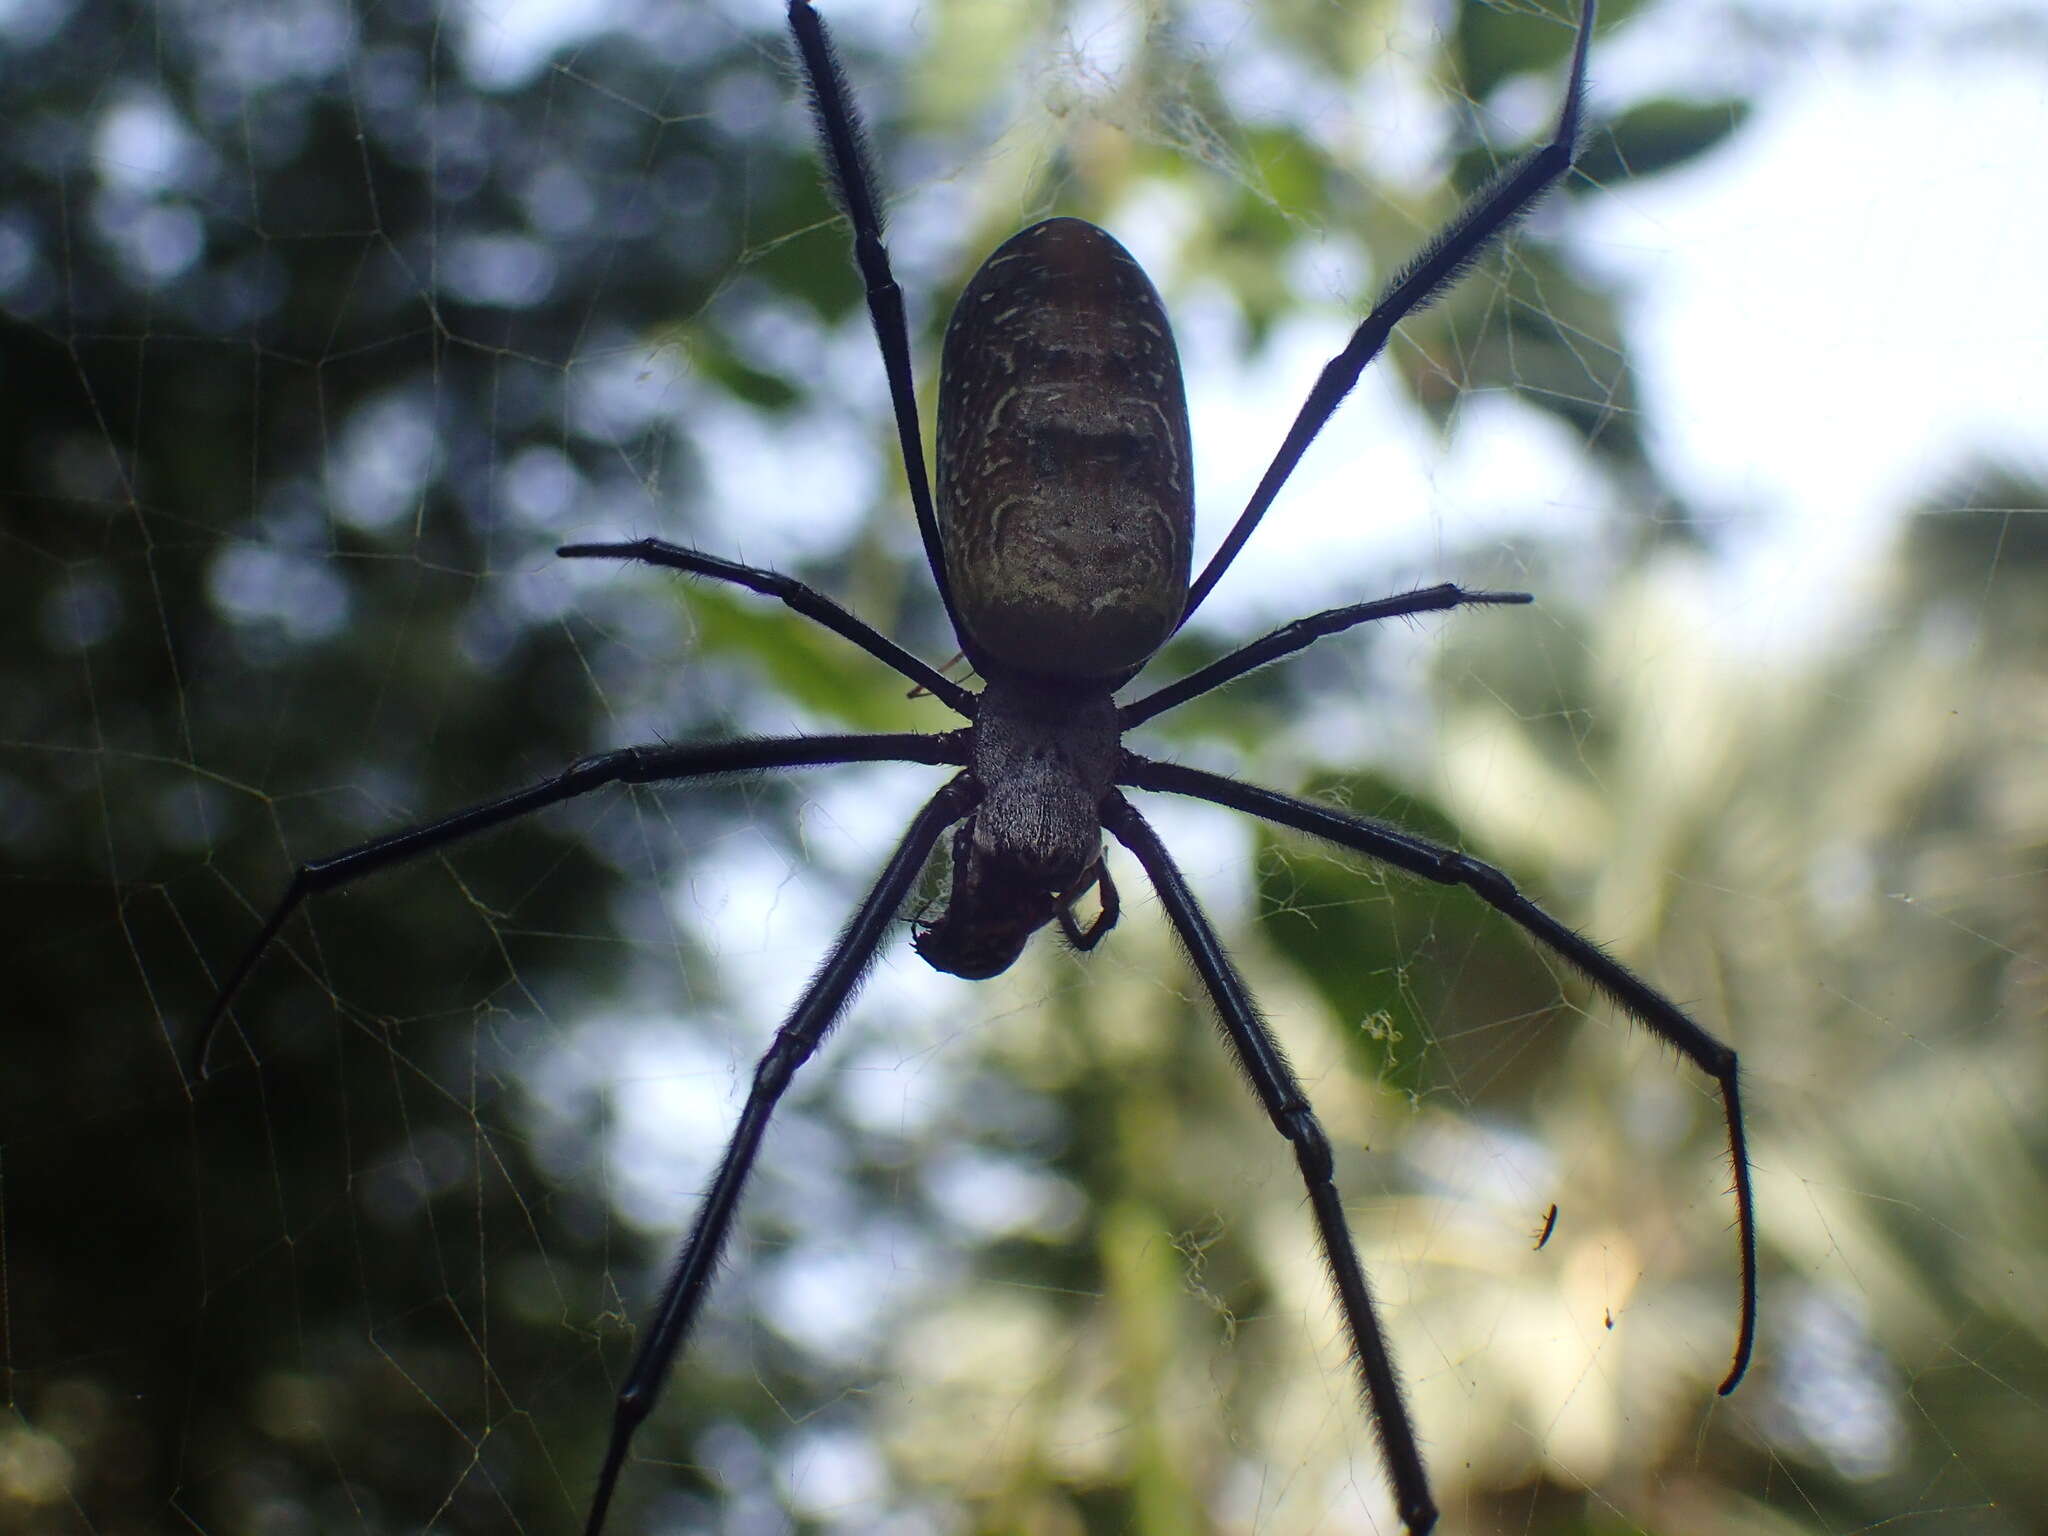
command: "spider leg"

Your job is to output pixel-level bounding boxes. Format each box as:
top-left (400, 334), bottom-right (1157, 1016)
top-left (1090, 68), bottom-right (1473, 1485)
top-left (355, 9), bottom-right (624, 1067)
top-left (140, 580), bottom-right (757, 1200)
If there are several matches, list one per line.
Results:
top-left (786, 0), bottom-right (968, 652)
top-left (1123, 585), bottom-right (1532, 727)
top-left (192, 731), bottom-right (967, 1081)
top-left (1122, 754), bottom-right (1757, 1396)
top-left (1103, 793), bottom-right (1437, 1536)
top-left (583, 773), bottom-right (976, 1536)
top-left (1180, 0), bottom-right (1597, 622)
top-left (559, 540), bottom-right (974, 716)
top-left (1056, 860), bottom-right (1119, 951)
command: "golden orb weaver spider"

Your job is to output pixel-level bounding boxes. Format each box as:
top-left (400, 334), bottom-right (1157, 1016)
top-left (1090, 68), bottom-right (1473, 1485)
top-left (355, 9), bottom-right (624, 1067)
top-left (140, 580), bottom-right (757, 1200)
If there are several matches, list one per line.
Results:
top-left (193, 3), bottom-right (1755, 1530)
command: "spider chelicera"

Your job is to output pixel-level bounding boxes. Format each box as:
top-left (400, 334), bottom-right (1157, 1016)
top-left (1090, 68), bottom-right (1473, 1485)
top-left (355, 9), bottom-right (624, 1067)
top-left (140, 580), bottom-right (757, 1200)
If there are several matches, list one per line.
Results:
top-left (193, 1), bottom-right (1755, 1530)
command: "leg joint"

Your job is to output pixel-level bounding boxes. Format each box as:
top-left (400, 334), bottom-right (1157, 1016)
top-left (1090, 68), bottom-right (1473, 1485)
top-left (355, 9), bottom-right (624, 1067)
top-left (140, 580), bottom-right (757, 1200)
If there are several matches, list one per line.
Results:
top-left (755, 1034), bottom-right (815, 1093)
top-left (1449, 853), bottom-right (1518, 904)
top-left (614, 1379), bottom-right (655, 1429)
top-left (1283, 1107), bottom-right (1335, 1184)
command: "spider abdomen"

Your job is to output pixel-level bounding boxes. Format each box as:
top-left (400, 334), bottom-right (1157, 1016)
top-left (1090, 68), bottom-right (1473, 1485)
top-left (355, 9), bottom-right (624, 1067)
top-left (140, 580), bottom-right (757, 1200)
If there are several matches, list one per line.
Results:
top-left (937, 217), bottom-right (1193, 680)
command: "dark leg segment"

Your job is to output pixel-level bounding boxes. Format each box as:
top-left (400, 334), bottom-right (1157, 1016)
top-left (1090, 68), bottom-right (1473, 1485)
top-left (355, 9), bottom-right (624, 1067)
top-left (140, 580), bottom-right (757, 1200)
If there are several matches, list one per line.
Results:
top-left (1103, 794), bottom-right (1438, 1535)
top-left (1056, 861), bottom-right (1118, 952)
top-left (785, 0), bottom-right (966, 647)
top-left (1123, 585), bottom-right (1531, 727)
top-left (1123, 754), bottom-right (1757, 1395)
top-left (1181, 0), bottom-right (1597, 621)
top-left (583, 774), bottom-right (977, 1536)
top-left (559, 539), bottom-right (975, 716)
top-left (193, 731), bottom-right (966, 1080)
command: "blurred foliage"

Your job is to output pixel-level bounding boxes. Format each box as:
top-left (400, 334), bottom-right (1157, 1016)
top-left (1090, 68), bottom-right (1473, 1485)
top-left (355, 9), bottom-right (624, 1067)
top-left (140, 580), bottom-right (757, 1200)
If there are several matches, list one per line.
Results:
top-left (6, 0), bottom-right (2044, 1534)
top-left (1574, 97), bottom-right (1752, 186)
top-left (1252, 769), bottom-right (1559, 1096)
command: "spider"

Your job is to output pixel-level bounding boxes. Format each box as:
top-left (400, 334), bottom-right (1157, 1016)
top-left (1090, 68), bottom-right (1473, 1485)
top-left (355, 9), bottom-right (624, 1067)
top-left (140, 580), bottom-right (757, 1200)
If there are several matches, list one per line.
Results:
top-left (192, 1), bottom-right (1755, 1531)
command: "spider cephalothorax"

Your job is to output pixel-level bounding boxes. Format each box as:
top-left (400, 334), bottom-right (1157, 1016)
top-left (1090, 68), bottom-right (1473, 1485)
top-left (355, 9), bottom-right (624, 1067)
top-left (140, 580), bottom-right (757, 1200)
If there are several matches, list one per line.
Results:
top-left (194, 4), bottom-right (1755, 1533)
top-left (912, 677), bottom-right (1122, 979)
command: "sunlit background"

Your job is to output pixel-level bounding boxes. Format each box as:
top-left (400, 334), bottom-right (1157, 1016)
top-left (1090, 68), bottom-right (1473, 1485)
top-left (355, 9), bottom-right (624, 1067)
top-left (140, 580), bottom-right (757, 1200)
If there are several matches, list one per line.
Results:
top-left (6, 0), bottom-right (2045, 1532)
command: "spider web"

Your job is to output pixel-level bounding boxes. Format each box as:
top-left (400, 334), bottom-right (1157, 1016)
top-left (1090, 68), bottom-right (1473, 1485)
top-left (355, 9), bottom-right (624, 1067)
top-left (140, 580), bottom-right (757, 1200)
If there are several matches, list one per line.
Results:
top-left (7, 0), bottom-right (2047, 1532)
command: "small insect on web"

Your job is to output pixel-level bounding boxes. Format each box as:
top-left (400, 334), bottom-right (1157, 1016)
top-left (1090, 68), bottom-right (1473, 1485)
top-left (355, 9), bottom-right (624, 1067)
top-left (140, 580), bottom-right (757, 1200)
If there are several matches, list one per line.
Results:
top-left (188, 2), bottom-right (1756, 1532)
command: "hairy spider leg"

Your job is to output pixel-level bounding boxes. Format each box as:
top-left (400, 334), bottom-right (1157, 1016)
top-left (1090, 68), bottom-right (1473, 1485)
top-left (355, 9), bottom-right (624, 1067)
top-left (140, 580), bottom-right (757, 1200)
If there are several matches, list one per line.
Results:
top-left (189, 732), bottom-right (965, 1081)
top-left (786, 0), bottom-right (970, 657)
top-left (1121, 754), bottom-right (1757, 1396)
top-left (582, 775), bottom-right (977, 1536)
top-left (559, 539), bottom-right (976, 716)
top-left (1179, 0), bottom-right (1598, 622)
top-left (1123, 583), bottom-right (1535, 728)
top-left (1104, 794), bottom-right (1437, 1535)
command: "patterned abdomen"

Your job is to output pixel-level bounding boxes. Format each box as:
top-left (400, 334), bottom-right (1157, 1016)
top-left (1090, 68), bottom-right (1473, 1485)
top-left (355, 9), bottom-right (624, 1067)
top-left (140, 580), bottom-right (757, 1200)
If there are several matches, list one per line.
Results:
top-left (937, 218), bottom-right (1193, 680)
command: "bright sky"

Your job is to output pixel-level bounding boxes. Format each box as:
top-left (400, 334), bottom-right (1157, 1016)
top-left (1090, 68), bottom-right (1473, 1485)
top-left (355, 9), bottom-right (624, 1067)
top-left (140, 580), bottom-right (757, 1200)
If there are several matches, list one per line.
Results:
top-left (1588, 0), bottom-right (2048, 651)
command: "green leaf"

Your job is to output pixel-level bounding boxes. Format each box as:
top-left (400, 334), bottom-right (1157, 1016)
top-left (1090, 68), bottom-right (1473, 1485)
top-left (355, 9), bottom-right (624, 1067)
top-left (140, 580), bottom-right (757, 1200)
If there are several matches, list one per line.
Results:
top-left (681, 581), bottom-right (954, 732)
top-left (1453, 1), bottom-right (1585, 107)
top-left (687, 328), bottom-right (801, 411)
top-left (1576, 98), bottom-right (1752, 186)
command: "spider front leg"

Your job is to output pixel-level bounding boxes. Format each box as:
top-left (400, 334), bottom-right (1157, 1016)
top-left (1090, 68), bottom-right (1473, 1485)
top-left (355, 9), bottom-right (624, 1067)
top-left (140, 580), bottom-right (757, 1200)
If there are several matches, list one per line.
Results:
top-left (786, 0), bottom-right (966, 642)
top-left (583, 773), bottom-right (975, 1536)
top-left (1124, 585), bottom-right (1532, 728)
top-left (558, 538), bottom-right (975, 715)
top-left (1124, 754), bottom-right (1758, 1396)
top-left (1182, 0), bottom-right (1596, 622)
top-left (1103, 793), bottom-right (1438, 1535)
